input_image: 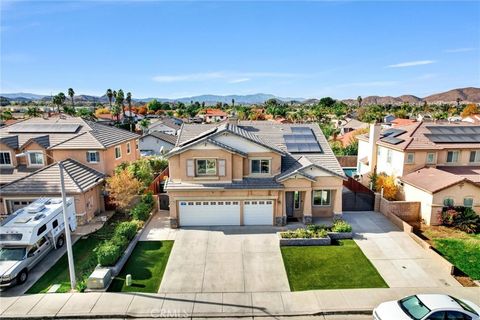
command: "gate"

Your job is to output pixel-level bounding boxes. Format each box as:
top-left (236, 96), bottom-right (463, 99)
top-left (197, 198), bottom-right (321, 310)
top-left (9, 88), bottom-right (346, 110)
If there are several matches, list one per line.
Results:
top-left (342, 177), bottom-right (374, 211)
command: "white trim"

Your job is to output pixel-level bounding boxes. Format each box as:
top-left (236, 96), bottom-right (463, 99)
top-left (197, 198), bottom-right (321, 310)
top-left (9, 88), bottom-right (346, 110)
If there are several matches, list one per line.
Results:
top-left (446, 150), bottom-right (460, 164)
top-left (312, 189), bottom-right (332, 206)
top-left (115, 146), bottom-right (122, 159)
top-left (469, 150), bottom-right (480, 163)
top-left (126, 142), bottom-right (131, 155)
top-left (27, 150), bottom-right (45, 167)
top-left (195, 158), bottom-right (217, 176)
top-left (249, 158), bottom-right (271, 175)
top-left (86, 150), bottom-right (100, 163)
top-left (405, 152), bottom-right (415, 164)
top-left (0, 150), bottom-right (13, 167)
top-left (426, 152), bottom-right (436, 164)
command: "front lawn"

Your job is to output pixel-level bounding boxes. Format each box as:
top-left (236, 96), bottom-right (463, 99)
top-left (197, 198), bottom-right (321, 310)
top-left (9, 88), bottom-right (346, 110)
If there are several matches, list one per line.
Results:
top-left (420, 226), bottom-right (480, 280)
top-left (108, 241), bottom-right (174, 293)
top-left (281, 240), bottom-right (388, 291)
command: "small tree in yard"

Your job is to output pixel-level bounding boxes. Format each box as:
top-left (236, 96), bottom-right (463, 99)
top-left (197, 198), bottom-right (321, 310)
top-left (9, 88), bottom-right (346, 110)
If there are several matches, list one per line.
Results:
top-left (460, 103), bottom-right (478, 118)
top-left (375, 173), bottom-right (398, 200)
top-left (105, 169), bottom-right (142, 211)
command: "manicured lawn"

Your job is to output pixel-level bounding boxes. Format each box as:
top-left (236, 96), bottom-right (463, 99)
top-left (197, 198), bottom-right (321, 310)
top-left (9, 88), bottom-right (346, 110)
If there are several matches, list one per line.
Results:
top-left (421, 226), bottom-right (480, 280)
top-left (108, 241), bottom-right (174, 293)
top-left (27, 212), bottom-right (130, 293)
top-left (281, 240), bottom-right (388, 291)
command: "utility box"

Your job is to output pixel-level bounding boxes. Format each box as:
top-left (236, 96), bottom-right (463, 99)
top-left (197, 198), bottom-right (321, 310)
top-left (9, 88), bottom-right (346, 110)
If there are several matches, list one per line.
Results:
top-left (87, 268), bottom-right (112, 290)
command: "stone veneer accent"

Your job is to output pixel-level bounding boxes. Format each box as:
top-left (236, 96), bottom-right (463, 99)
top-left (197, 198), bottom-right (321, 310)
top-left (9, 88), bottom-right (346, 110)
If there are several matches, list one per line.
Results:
top-left (170, 218), bottom-right (178, 229)
top-left (302, 215), bottom-right (313, 224)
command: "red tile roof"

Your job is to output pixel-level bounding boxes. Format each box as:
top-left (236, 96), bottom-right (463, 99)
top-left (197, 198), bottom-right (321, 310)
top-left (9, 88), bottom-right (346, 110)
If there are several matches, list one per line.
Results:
top-left (204, 109), bottom-right (227, 117)
top-left (390, 118), bottom-right (417, 127)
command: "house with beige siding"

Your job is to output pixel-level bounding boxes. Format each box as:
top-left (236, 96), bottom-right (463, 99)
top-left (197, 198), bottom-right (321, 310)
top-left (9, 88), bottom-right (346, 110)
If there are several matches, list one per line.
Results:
top-left (356, 121), bottom-right (480, 225)
top-left (165, 119), bottom-right (345, 228)
top-left (0, 115), bottom-right (140, 223)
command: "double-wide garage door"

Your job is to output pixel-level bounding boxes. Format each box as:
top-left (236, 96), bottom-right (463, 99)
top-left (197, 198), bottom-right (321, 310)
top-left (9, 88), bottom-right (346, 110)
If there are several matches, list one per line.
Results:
top-left (178, 200), bottom-right (273, 226)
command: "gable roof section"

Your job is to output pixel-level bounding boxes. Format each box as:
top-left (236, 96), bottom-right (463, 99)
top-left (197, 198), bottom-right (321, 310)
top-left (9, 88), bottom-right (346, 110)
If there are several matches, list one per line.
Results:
top-left (277, 155), bottom-right (345, 181)
top-left (145, 131), bottom-right (177, 145)
top-left (0, 135), bottom-right (19, 149)
top-left (401, 167), bottom-right (476, 194)
top-left (0, 159), bottom-right (105, 194)
top-left (22, 135), bottom-right (50, 149)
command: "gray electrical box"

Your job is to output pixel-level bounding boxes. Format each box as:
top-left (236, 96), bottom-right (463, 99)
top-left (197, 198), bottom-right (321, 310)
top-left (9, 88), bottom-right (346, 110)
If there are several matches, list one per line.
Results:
top-left (87, 268), bottom-right (112, 290)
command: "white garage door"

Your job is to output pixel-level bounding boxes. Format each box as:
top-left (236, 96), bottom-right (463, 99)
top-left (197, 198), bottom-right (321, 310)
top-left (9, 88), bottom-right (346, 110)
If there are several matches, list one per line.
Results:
top-left (244, 200), bottom-right (274, 225)
top-left (178, 200), bottom-right (240, 226)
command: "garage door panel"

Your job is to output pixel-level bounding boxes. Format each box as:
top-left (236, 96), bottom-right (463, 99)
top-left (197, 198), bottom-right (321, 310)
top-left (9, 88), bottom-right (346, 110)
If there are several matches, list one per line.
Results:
top-left (179, 200), bottom-right (240, 226)
top-left (244, 200), bottom-right (273, 225)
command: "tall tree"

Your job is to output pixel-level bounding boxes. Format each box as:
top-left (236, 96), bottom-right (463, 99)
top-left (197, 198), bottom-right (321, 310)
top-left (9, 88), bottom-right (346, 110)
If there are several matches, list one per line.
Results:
top-left (52, 92), bottom-right (66, 113)
top-left (126, 92), bottom-right (132, 120)
top-left (68, 88), bottom-right (75, 106)
top-left (357, 96), bottom-right (362, 108)
top-left (106, 89), bottom-right (113, 109)
top-left (26, 106), bottom-right (41, 118)
top-left (115, 89), bottom-right (125, 123)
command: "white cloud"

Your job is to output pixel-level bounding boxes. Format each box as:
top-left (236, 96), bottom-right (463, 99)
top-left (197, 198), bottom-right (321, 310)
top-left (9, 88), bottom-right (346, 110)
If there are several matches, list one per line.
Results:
top-left (228, 78), bottom-right (250, 83)
top-left (444, 48), bottom-right (475, 53)
top-left (387, 60), bottom-right (436, 68)
top-left (152, 71), bottom-right (304, 83)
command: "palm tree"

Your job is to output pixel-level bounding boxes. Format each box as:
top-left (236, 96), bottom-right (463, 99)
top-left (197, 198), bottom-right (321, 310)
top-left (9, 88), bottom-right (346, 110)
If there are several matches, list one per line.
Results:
top-left (26, 106), bottom-right (41, 118)
top-left (68, 88), bottom-right (75, 106)
top-left (52, 93), bottom-right (66, 113)
top-left (114, 89), bottom-right (125, 123)
top-left (138, 118), bottom-right (150, 134)
top-left (357, 96), bottom-right (362, 108)
top-left (126, 92), bottom-right (132, 121)
top-left (106, 89), bottom-right (113, 109)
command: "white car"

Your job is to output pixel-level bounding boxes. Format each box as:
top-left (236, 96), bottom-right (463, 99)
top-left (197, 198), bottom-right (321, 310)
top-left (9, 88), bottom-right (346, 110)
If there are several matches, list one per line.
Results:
top-left (374, 294), bottom-right (480, 320)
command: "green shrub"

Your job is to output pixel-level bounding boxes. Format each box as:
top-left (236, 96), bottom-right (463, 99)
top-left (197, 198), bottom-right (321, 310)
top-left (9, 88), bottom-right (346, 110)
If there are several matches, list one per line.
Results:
top-left (441, 207), bottom-right (479, 234)
top-left (331, 219), bottom-right (352, 233)
top-left (96, 242), bottom-right (122, 266)
top-left (130, 202), bottom-right (151, 221)
top-left (280, 227), bottom-right (328, 239)
top-left (115, 221), bottom-right (138, 240)
top-left (314, 229), bottom-right (328, 238)
top-left (306, 224), bottom-right (328, 232)
top-left (142, 192), bottom-right (154, 207)
top-left (111, 235), bottom-right (129, 249)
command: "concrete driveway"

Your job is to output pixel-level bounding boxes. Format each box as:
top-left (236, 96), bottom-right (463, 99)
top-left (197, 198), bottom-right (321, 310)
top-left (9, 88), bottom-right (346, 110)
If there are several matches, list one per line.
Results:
top-left (343, 211), bottom-right (461, 288)
top-left (158, 227), bottom-right (290, 293)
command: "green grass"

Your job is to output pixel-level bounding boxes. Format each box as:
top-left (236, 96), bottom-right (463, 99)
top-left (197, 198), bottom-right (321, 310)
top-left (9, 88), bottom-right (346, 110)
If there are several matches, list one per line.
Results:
top-left (108, 241), bottom-right (174, 293)
top-left (281, 240), bottom-right (388, 291)
top-left (433, 237), bottom-right (480, 280)
top-left (27, 212), bottom-right (130, 293)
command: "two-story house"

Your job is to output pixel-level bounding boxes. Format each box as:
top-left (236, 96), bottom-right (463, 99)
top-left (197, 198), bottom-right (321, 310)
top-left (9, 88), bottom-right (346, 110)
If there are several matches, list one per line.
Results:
top-left (356, 121), bottom-right (480, 225)
top-left (165, 119), bottom-right (345, 227)
top-left (0, 115), bottom-right (140, 223)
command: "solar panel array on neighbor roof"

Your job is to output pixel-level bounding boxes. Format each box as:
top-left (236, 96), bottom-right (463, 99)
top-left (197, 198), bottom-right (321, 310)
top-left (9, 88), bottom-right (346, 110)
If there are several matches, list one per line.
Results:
top-left (380, 128), bottom-right (406, 145)
top-left (424, 125), bottom-right (480, 143)
top-left (7, 124), bottom-right (81, 133)
top-left (283, 127), bottom-right (322, 153)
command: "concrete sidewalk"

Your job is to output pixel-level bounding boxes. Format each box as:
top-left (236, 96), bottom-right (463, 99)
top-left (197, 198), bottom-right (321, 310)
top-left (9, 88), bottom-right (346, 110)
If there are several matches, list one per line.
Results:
top-left (1, 287), bottom-right (479, 319)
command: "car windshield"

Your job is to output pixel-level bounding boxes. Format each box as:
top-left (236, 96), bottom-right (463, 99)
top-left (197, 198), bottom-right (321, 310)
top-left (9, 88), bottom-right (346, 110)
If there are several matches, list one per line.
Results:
top-left (398, 296), bottom-right (431, 320)
top-left (450, 296), bottom-right (479, 316)
top-left (0, 247), bottom-right (26, 261)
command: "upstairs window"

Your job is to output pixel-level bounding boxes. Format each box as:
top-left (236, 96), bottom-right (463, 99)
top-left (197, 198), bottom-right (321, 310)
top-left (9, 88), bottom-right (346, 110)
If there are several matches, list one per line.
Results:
top-left (251, 159), bottom-right (270, 174)
top-left (0, 152), bottom-right (12, 166)
top-left (115, 146), bottom-right (122, 159)
top-left (446, 151), bottom-right (459, 163)
top-left (469, 150), bottom-right (480, 163)
top-left (426, 152), bottom-right (436, 164)
top-left (127, 142), bottom-right (131, 154)
top-left (86, 151), bottom-right (100, 163)
top-left (405, 153), bottom-right (415, 164)
top-left (463, 197), bottom-right (473, 208)
top-left (196, 159), bottom-right (216, 176)
top-left (28, 152), bottom-right (44, 166)
top-left (386, 149), bottom-right (392, 164)
top-left (443, 197), bottom-right (454, 207)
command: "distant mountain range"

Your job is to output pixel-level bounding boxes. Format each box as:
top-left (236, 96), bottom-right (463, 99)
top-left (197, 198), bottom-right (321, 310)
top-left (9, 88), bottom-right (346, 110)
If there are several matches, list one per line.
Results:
top-left (1, 87), bottom-right (479, 105)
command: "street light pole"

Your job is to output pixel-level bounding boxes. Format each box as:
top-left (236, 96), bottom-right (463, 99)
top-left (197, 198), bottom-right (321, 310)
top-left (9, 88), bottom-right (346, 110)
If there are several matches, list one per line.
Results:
top-left (58, 161), bottom-right (76, 290)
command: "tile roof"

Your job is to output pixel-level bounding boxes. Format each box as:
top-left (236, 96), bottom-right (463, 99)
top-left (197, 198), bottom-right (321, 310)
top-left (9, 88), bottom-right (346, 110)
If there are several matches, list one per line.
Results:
top-left (343, 118), bottom-right (369, 130)
top-left (0, 159), bottom-right (105, 194)
top-left (145, 131), bottom-right (177, 145)
top-left (149, 118), bottom-right (182, 131)
top-left (0, 165), bottom-right (38, 185)
top-left (0, 135), bottom-right (19, 149)
top-left (203, 109), bottom-right (228, 117)
top-left (166, 177), bottom-right (283, 190)
top-left (436, 166), bottom-right (480, 185)
top-left (0, 115), bottom-right (140, 151)
top-left (26, 135), bottom-right (50, 149)
top-left (401, 167), bottom-right (474, 193)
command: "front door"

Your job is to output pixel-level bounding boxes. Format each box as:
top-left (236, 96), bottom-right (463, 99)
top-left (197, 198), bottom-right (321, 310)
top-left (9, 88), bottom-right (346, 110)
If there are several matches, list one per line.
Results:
top-left (285, 192), bottom-right (294, 217)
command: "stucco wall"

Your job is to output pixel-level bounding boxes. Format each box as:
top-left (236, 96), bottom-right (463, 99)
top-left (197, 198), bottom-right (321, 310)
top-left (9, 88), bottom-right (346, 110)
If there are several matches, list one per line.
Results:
top-left (243, 152), bottom-right (282, 177)
top-left (104, 139), bottom-right (140, 176)
top-left (376, 146), bottom-right (404, 177)
top-left (51, 149), bottom-right (107, 173)
top-left (139, 135), bottom-right (174, 154)
top-left (377, 194), bottom-right (421, 223)
top-left (0, 143), bottom-right (18, 167)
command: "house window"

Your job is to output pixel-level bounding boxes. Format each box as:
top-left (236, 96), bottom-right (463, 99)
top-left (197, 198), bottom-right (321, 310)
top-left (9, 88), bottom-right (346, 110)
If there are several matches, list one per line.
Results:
top-left (294, 191), bottom-right (300, 209)
top-left (127, 142), bottom-right (131, 154)
top-left (443, 197), bottom-right (454, 207)
top-left (386, 149), bottom-right (392, 164)
top-left (469, 150), bottom-right (480, 163)
top-left (463, 197), bottom-right (473, 208)
top-left (313, 190), bottom-right (331, 206)
top-left (426, 152), bottom-right (436, 164)
top-left (115, 146), bottom-right (122, 159)
top-left (251, 159), bottom-right (270, 174)
top-left (446, 151), bottom-right (459, 163)
top-left (28, 152), bottom-right (44, 166)
top-left (136, 140), bottom-right (139, 150)
top-left (86, 151), bottom-right (100, 163)
top-left (196, 159), bottom-right (216, 176)
top-left (405, 153), bottom-right (415, 164)
top-left (0, 151), bottom-right (12, 166)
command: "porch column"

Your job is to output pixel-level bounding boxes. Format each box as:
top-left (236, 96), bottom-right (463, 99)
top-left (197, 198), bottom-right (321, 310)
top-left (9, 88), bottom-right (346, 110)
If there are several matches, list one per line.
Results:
top-left (303, 190), bottom-right (312, 224)
top-left (333, 187), bottom-right (342, 214)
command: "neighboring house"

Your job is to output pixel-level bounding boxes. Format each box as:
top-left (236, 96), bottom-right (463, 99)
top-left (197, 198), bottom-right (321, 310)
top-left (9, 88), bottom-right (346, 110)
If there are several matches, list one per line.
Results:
top-left (390, 118), bottom-right (417, 127)
top-left (124, 110), bottom-right (145, 122)
top-left (139, 131), bottom-right (176, 156)
top-left (0, 115), bottom-right (140, 222)
top-left (356, 121), bottom-right (480, 224)
top-left (383, 114), bottom-right (396, 125)
top-left (165, 119), bottom-right (345, 228)
top-left (199, 109), bottom-right (228, 123)
top-left (462, 113), bottom-right (480, 124)
top-left (96, 113), bottom-right (124, 125)
top-left (340, 118), bottom-right (369, 135)
top-left (147, 117), bottom-right (182, 135)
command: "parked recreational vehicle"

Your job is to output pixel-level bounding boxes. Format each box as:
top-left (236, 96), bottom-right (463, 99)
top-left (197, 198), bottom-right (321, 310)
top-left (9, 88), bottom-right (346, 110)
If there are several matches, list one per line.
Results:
top-left (0, 197), bottom-right (77, 288)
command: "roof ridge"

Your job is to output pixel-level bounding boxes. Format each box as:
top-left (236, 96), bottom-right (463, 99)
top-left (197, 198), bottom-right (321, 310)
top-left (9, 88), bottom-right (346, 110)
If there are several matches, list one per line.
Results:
top-left (0, 160), bottom-right (60, 190)
top-left (60, 159), bottom-right (84, 192)
top-left (47, 131), bottom-right (94, 149)
top-left (403, 121), bottom-right (424, 150)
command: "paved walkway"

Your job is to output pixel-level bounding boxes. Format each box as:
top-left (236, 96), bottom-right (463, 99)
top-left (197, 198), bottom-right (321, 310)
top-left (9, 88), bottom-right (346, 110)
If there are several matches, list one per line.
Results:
top-left (158, 227), bottom-right (290, 293)
top-left (1, 287), bottom-right (478, 318)
top-left (343, 211), bottom-right (461, 288)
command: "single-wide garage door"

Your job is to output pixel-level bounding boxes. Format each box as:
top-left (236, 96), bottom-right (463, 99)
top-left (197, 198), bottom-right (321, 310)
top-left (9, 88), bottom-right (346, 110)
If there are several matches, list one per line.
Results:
top-left (179, 200), bottom-right (240, 226)
top-left (244, 200), bottom-right (274, 225)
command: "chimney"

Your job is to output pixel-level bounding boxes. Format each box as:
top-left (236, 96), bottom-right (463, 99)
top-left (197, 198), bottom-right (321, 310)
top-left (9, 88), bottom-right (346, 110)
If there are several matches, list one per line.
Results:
top-left (228, 111), bottom-right (239, 125)
top-left (368, 123), bottom-right (381, 174)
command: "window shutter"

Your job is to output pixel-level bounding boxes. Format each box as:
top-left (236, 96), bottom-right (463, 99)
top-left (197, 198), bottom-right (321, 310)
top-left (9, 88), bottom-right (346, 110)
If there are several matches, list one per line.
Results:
top-left (86, 152), bottom-right (89, 162)
top-left (218, 159), bottom-right (226, 176)
top-left (95, 151), bottom-right (100, 162)
top-left (186, 159), bottom-right (194, 177)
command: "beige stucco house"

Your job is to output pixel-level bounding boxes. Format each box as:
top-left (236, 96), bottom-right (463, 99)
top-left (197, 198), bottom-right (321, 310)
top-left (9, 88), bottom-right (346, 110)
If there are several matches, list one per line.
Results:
top-left (0, 115), bottom-right (140, 223)
top-left (356, 121), bottom-right (480, 225)
top-left (165, 119), bottom-right (345, 227)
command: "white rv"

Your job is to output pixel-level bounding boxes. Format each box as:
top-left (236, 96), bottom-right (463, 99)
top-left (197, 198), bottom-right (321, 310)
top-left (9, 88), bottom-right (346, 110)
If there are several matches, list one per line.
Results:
top-left (0, 197), bottom-right (77, 288)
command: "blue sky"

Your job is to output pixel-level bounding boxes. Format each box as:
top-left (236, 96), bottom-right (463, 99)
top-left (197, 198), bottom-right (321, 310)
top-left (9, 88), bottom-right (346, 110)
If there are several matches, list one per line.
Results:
top-left (1, 1), bottom-right (479, 99)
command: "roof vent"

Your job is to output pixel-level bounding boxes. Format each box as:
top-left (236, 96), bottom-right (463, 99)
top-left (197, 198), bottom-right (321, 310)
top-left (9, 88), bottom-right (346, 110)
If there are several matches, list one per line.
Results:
top-left (26, 203), bottom-right (45, 213)
top-left (34, 213), bottom-right (46, 221)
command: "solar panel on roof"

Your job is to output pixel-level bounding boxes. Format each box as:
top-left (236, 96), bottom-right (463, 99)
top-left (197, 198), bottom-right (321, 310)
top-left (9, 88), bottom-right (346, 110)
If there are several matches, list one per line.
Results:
top-left (427, 126), bottom-right (480, 135)
top-left (425, 133), bottom-right (480, 143)
top-left (382, 136), bottom-right (404, 145)
top-left (8, 124), bottom-right (81, 133)
top-left (291, 127), bottom-right (313, 134)
top-left (382, 128), bottom-right (406, 138)
top-left (283, 128), bottom-right (322, 153)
